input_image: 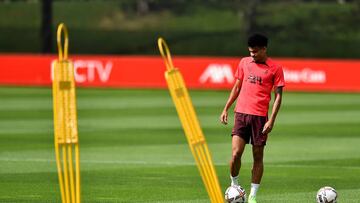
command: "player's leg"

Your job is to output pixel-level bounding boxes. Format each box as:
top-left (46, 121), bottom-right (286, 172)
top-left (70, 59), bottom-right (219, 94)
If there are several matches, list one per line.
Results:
top-left (251, 145), bottom-right (264, 184)
top-left (248, 145), bottom-right (264, 203)
top-left (229, 113), bottom-right (250, 186)
top-left (229, 135), bottom-right (246, 185)
top-left (248, 115), bottom-right (267, 203)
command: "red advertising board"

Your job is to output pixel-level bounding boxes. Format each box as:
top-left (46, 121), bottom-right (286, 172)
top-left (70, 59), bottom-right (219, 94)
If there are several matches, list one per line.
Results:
top-left (0, 54), bottom-right (359, 92)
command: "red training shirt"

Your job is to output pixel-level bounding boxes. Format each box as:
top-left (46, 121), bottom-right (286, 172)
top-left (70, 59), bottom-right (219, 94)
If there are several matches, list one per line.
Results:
top-left (235, 57), bottom-right (285, 116)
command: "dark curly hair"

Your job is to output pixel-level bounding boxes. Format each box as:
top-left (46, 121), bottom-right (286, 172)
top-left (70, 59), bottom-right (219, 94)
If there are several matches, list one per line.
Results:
top-left (247, 33), bottom-right (268, 48)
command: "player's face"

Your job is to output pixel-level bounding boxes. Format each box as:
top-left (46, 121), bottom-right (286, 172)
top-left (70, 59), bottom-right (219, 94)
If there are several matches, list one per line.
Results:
top-left (248, 46), bottom-right (267, 63)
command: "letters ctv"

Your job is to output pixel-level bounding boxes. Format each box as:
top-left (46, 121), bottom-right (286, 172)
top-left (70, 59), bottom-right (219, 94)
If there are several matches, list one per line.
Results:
top-left (51, 59), bottom-right (113, 84)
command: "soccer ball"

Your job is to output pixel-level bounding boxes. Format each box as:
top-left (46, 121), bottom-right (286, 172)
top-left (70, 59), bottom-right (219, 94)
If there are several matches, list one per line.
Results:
top-left (225, 185), bottom-right (246, 203)
top-left (316, 186), bottom-right (338, 203)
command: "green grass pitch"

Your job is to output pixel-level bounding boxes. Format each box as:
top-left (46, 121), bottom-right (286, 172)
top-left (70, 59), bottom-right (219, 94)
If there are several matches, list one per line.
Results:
top-left (0, 86), bottom-right (359, 202)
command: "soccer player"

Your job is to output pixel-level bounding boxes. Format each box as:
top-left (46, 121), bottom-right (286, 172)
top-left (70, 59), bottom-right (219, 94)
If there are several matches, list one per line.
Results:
top-left (220, 33), bottom-right (285, 203)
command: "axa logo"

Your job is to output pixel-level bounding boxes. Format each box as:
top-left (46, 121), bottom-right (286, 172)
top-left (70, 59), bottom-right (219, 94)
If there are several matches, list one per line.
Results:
top-left (199, 64), bottom-right (234, 84)
top-left (51, 60), bottom-right (113, 83)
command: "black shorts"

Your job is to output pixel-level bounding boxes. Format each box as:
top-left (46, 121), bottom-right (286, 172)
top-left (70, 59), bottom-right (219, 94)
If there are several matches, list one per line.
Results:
top-left (231, 112), bottom-right (268, 146)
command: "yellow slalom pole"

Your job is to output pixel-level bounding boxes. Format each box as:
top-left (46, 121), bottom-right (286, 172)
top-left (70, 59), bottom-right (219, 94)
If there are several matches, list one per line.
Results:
top-left (52, 23), bottom-right (81, 203)
top-left (75, 144), bottom-right (80, 203)
top-left (158, 38), bottom-right (224, 203)
top-left (62, 145), bottom-right (71, 203)
top-left (54, 142), bottom-right (66, 202)
top-left (68, 145), bottom-right (76, 203)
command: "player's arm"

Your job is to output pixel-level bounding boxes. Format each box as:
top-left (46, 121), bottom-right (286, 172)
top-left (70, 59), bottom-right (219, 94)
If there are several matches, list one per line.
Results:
top-left (220, 79), bottom-right (242, 125)
top-left (262, 86), bottom-right (283, 134)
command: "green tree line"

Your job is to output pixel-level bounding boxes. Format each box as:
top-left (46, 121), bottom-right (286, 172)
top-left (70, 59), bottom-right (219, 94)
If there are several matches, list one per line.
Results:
top-left (0, 0), bottom-right (359, 58)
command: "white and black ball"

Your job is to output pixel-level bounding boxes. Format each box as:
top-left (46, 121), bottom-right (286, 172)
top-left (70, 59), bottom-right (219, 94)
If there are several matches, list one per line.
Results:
top-left (225, 185), bottom-right (246, 203)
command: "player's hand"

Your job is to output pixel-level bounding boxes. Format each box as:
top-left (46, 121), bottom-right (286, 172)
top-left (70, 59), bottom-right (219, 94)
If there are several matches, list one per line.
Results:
top-left (262, 120), bottom-right (274, 134)
top-left (220, 110), bottom-right (228, 125)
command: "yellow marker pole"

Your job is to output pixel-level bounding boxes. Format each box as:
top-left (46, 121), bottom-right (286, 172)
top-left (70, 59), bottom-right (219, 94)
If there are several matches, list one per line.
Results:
top-left (52, 23), bottom-right (81, 203)
top-left (158, 38), bottom-right (224, 203)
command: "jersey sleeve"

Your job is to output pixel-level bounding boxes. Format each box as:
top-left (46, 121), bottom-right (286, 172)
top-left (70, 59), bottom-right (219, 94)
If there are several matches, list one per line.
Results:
top-left (234, 58), bottom-right (245, 80)
top-left (274, 66), bottom-right (285, 87)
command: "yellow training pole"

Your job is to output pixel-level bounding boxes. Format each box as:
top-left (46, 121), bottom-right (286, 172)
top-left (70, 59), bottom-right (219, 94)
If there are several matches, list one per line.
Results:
top-left (52, 23), bottom-right (81, 203)
top-left (158, 38), bottom-right (224, 203)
